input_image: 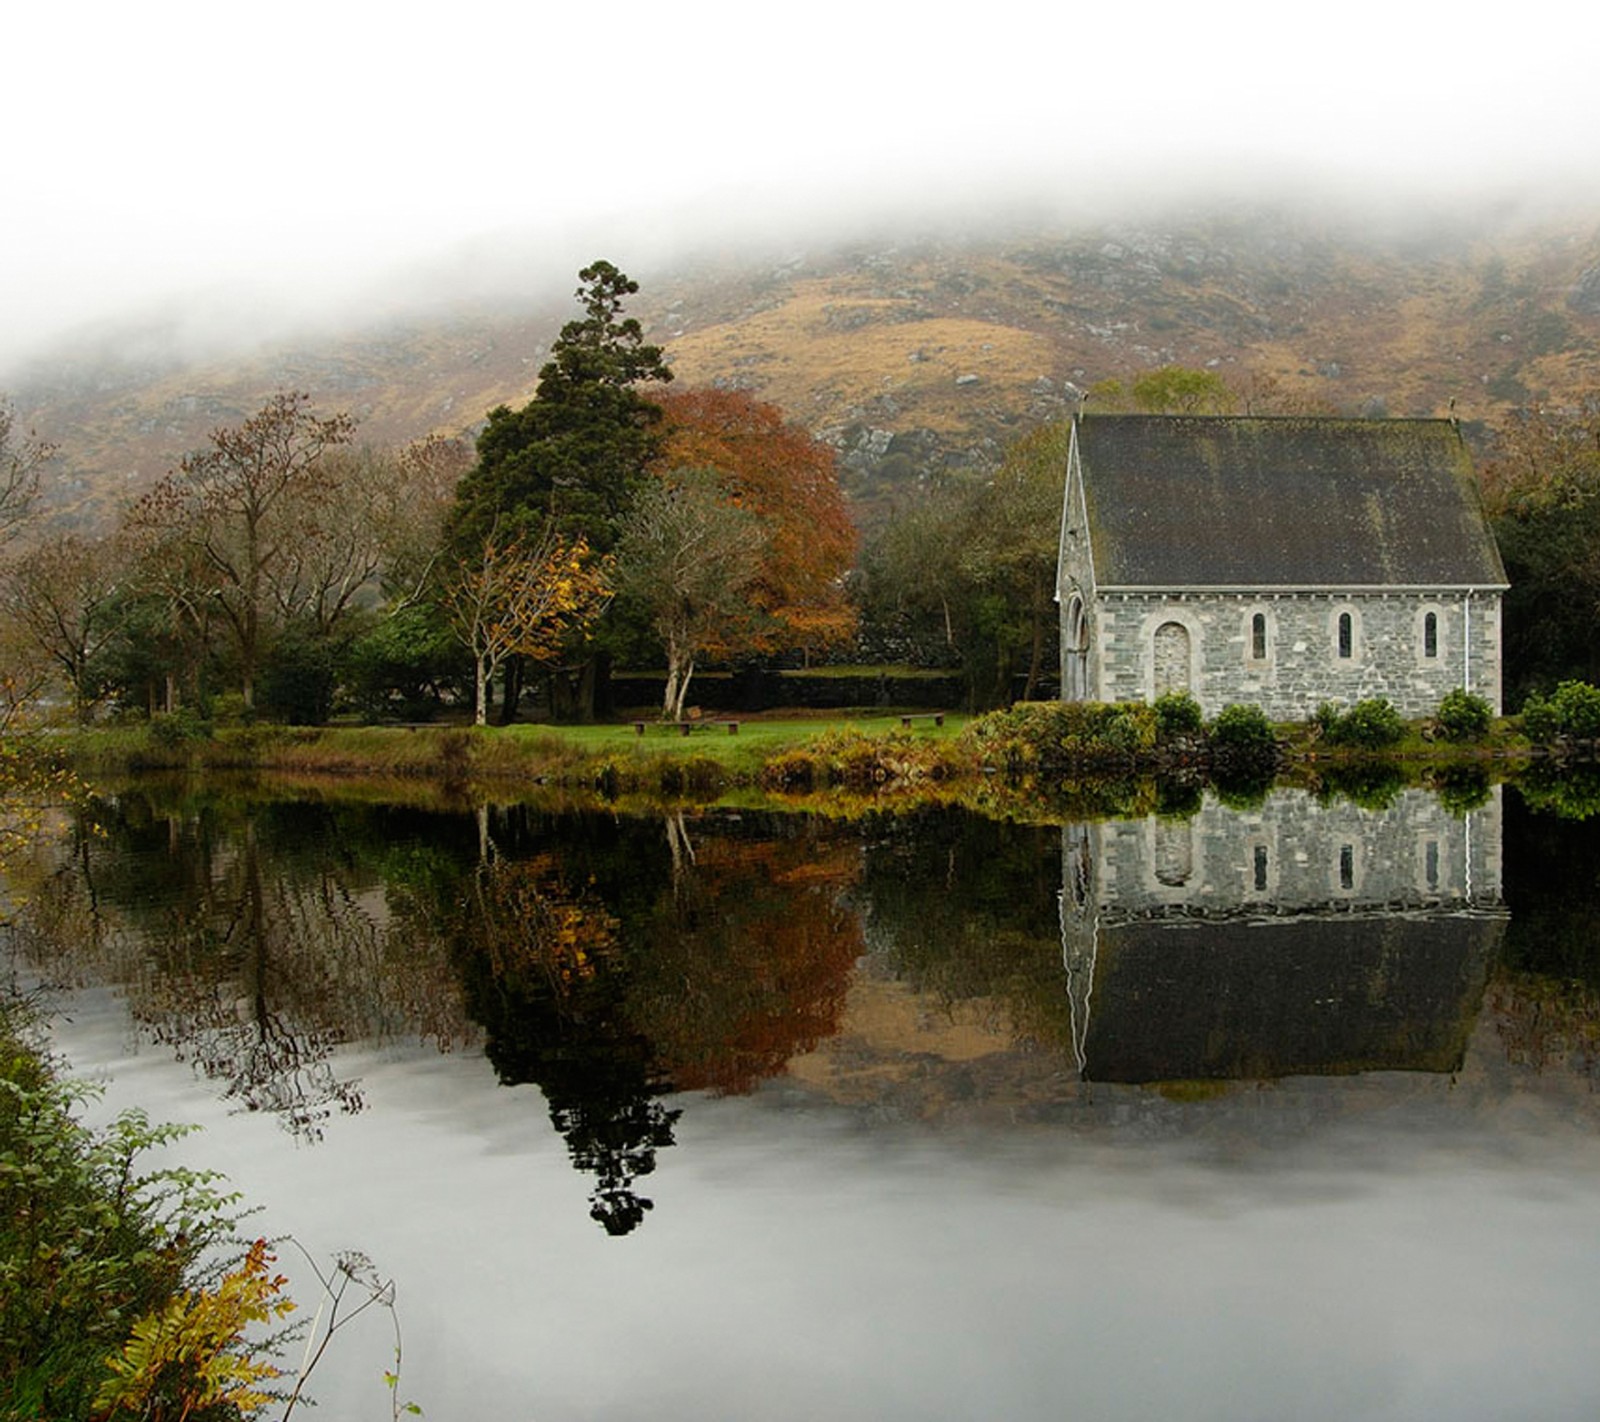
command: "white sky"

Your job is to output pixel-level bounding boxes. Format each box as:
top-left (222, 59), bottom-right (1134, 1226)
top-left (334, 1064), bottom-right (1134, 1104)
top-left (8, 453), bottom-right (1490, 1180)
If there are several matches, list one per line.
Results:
top-left (5, 0), bottom-right (1599, 371)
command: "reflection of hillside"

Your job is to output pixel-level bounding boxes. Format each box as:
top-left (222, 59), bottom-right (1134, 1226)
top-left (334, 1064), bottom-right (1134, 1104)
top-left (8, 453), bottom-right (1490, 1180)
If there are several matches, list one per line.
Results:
top-left (1060, 789), bottom-right (1507, 1083)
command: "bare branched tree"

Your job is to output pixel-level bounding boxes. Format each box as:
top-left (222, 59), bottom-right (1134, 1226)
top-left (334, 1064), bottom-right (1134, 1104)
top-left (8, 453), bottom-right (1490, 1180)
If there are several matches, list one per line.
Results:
top-left (1, 530), bottom-right (125, 722)
top-left (131, 392), bottom-right (354, 709)
top-left (0, 400), bottom-right (54, 547)
top-left (616, 469), bottom-right (766, 721)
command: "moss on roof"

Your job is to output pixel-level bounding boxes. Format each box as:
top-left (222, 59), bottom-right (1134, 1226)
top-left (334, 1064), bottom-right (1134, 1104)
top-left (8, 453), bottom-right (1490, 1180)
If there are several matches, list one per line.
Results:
top-left (1076, 414), bottom-right (1508, 589)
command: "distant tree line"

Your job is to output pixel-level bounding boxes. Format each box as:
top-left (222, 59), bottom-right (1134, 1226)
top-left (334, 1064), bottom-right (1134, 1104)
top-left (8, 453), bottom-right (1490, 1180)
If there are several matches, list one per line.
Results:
top-left (1480, 395), bottom-right (1600, 702)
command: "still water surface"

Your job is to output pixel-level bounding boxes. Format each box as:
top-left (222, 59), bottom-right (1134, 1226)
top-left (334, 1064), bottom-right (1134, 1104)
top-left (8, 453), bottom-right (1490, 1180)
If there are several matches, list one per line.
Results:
top-left (13, 782), bottom-right (1600, 1420)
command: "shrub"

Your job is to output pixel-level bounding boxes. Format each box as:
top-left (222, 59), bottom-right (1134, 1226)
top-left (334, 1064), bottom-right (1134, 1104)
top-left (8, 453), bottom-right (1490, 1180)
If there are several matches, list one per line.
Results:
top-left (347, 605), bottom-right (462, 721)
top-left (1093, 703), bottom-right (1158, 756)
top-left (1521, 682), bottom-right (1600, 741)
top-left (1520, 691), bottom-right (1559, 742)
top-left (208, 691), bottom-right (255, 727)
top-left (1551, 680), bottom-right (1600, 739)
top-left (1208, 703), bottom-right (1277, 760)
top-left (258, 624), bottom-right (340, 725)
top-left (147, 707), bottom-right (211, 748)
top-left (967, 701), bottom-right (1157, 768)
top-left (1323, 697), bottom-right (1405, 749)
top-left (1436, 688), bottom-right (1493, 742)
top-left (0, 1008), bottom-right (242, 1418)
top-left (1153, 690), bottom-right (1203, 739)
top-left (1311, 701), bottom-right (1342, 736)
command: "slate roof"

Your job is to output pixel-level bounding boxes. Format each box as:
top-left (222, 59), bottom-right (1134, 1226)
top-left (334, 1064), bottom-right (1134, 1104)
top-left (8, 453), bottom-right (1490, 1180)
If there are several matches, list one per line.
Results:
top-left (1074, 415), bottom-right (1508, 589)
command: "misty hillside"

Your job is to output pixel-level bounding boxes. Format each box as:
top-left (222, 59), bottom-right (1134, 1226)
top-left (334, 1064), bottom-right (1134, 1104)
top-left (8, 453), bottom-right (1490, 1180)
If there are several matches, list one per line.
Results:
top-left (11, 204), bottom-right (1600, 526)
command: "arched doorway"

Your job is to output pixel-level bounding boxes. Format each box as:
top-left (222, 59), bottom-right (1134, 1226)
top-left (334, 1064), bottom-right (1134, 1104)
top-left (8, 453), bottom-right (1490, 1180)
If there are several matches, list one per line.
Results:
top-left (1153, 621), bottom-right (1192, 697)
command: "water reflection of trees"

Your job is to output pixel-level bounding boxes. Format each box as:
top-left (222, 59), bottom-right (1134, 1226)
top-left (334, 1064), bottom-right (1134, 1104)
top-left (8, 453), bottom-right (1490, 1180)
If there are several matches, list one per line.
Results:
top-left (10, 794), bottom-right (477, 1139)
top-left (631, 816), bottom-right (861, 1094)
top-left (1495, 786), bottom-right (1600, 1081)
top-left (10, 793), bottom-right (868, 1231)
top-left (27, 780), bottom-right (1600, 1230)
top-left (856, 809), bottom-right (1070, 1046)
top-left (447, 807), bottom-right (864, 1233)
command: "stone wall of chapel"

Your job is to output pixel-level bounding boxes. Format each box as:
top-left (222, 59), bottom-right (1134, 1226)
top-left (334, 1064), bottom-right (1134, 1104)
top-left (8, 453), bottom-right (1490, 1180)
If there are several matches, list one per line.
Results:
top-left (1090, 592), bottom-right (1502, 719)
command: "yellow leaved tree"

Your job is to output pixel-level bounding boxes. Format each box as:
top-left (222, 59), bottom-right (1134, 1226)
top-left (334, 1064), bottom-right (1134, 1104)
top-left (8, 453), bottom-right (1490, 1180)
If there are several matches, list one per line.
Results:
top-left (441, 528), bottom-right (612, 725)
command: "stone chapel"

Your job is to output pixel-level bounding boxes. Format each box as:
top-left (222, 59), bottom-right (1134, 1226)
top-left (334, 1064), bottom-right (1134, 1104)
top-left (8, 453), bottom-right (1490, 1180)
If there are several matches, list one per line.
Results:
top-left (1055, 413), bottom-right (1508, 718)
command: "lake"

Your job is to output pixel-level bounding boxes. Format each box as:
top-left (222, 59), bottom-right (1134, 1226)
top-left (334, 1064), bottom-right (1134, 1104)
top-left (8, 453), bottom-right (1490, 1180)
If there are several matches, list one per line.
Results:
top-left (10, 778), bottom-right (1600, 1421)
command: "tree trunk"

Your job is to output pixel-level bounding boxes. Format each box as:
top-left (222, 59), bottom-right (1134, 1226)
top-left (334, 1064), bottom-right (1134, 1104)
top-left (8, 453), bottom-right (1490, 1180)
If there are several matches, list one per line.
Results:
top-left (671, 657), bottom-right (696, 722)
top-left (474, 656), bottom-right (489, 726)
top-left (1022, 575), bottom-right (1046, 702)
top-left (663, 634), bottom-right (685, 720)
top-left (574, 657), bottom-right (597, 724)
top-left (497, 656), bottom-right (523, 726)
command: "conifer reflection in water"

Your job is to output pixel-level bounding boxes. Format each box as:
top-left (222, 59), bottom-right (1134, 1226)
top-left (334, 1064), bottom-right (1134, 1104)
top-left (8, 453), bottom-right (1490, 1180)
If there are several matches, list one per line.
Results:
top-left (450, 806), bottom-right (863, 1234)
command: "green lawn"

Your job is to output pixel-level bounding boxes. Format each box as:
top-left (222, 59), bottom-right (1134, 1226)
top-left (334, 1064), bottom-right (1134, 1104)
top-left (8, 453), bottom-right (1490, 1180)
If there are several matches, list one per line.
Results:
top-left (486, 713), bottom-right (970, 775)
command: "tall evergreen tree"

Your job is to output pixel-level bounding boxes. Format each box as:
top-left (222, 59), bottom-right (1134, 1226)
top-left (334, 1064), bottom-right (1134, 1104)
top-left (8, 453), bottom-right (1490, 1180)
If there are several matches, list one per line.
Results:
top-left (447, 260), bottom-right (672, 554)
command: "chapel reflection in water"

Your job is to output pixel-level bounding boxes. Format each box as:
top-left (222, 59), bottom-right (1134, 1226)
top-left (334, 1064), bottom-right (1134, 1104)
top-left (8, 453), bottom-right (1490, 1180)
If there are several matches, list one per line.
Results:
top-left (1058, 788), bottom-right (1507, 1083)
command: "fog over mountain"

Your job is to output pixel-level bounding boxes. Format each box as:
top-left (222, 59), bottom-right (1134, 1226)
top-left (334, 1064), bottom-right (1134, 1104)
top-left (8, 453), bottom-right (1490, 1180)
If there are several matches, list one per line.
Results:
top-left (7, 0), bottom-right (1599, 374)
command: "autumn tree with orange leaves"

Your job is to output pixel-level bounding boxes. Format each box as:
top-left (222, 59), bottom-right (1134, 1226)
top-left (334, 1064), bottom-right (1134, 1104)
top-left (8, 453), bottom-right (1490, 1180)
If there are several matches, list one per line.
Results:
top-left (648, 388), bottom-right (857, 664)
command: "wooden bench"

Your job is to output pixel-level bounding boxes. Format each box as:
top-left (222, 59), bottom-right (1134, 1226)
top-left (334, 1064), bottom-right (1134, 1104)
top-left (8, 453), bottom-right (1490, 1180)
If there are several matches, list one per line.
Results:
top-left (900, 713), bottom-right (946, 728)
top-left (680, 719), bottom-right (740, 736)
top-left (633, 720), bottom-right (740, 735)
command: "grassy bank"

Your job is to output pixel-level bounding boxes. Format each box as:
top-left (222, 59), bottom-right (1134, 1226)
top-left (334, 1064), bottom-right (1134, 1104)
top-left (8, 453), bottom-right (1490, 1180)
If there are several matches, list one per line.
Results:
top-left (59, 714), bottom-right (974, 789)
top-left (49, 700), bottom-right (1549, 807)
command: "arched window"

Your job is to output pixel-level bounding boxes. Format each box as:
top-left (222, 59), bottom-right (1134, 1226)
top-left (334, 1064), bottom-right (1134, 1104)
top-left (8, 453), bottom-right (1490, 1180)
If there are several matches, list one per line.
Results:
top-left (1154, 820), bottom-right (1194, 888)
top-left (1251, 612), bottom-right (1267, 661)
top-left (1064, 595), bottom-right (1090, 701)
top-left (1423, 611), bottom-right (1438, 659)
top-left (1337, 611), bottom-right (1353, 659)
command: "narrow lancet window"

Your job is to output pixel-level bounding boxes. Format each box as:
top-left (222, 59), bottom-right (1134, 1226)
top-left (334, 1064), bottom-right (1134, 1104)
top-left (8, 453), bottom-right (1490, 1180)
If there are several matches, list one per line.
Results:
top-left (1424, 611), bottom-right (1438, 659)
top-left (1337, 612), bottom-right (1353, 659)
top-left (1251, 612), bottom-right (1267, 661)
top-left (1339, 844), bottom-right (1354, 891)
top-left (1253, 844), bottom-right (1269, 892)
